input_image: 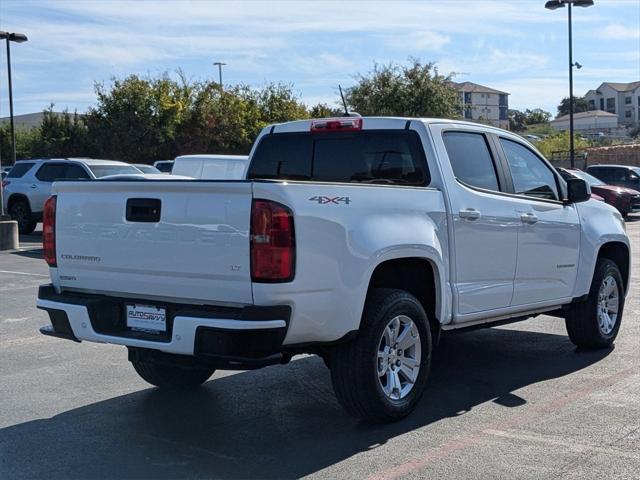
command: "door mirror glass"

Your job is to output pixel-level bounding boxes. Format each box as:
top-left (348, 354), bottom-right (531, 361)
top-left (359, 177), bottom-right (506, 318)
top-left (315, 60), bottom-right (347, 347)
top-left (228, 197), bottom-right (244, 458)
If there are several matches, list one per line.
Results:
top-left (566, 178), bottom-right (590, 203)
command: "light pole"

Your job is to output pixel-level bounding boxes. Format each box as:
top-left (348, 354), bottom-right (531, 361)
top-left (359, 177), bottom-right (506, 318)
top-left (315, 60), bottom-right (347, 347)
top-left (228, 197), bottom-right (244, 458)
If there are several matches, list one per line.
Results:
top-left (0, 31), bottom-right (28, 219)
top-left (213, 62), bottom-right (226, 88)
top-left (544, 0), bottom-right (594, 169)
top-left (0, 31), bottom-right (28, 167)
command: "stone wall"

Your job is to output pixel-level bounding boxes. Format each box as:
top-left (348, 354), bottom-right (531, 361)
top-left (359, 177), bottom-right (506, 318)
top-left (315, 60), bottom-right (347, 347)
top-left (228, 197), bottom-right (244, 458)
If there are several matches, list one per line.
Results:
top-left (586, 143), bottom-right (640, 167)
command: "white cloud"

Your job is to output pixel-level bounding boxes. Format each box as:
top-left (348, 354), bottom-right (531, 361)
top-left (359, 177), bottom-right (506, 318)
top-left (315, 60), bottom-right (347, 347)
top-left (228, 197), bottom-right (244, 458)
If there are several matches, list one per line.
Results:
top-left (438, 48), bottom-right (550, 77)
top-left (601, 24), bottom-right (640, 40)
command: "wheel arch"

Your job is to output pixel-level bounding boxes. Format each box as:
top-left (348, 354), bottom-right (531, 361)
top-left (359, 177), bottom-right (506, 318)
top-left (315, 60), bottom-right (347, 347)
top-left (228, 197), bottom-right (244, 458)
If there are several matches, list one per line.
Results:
top-left (362, 256), bottom-right (445, 340)
top-left (597, 241), bottom-right (630, 295)
top-left (7, 193), bottom-right (31, 211)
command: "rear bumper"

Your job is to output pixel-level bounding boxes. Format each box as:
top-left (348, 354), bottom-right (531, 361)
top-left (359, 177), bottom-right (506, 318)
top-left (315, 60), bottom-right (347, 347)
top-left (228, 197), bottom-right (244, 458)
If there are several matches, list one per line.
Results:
top-left (37, 285), bottom-right (291, 368)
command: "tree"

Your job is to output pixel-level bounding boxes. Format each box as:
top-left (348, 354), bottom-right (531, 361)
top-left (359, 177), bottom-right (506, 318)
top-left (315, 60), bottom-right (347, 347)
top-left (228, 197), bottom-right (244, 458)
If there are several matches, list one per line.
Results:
top-left (345, 60), bottom-right (461, 118)
top-left (84, 74), bottom-right (192, 162)
top-left (0, 123), bottom-right (40, 162)
top-left (36, 106), bottom-right (89, 158)
top-left (508, 109), bottom-right (528, 132)
top-left (525, 108), bottom-right (552, 125)
top-left (309, 103), bottom-right (344, 118)
top-left (535, 131), bottom-right (590, 158)
top-left (557, 96), bottom-right (589, 117)
top-left (508, 108), bottom-right (552, 132)
top-left (176, 81), bottom-right (310, 155)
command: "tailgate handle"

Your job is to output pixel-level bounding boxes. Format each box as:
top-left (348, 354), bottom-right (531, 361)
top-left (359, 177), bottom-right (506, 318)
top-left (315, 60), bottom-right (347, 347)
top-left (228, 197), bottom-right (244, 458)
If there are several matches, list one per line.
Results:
top-left (126, 198), bottom-right (161, 222)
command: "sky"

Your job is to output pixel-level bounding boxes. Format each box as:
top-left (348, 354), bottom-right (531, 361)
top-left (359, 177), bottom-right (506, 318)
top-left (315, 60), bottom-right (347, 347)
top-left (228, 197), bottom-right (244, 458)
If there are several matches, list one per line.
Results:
top-left (0, 0), bottom-right (638, 117)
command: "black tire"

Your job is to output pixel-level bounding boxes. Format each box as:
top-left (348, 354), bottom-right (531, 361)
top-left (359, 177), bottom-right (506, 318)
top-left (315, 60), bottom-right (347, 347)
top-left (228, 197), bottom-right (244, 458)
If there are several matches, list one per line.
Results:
top-left (565, 258), bottom-right (625, 349)
top-left (9, 199), bottom-right (37, 234)
top-left (329, 288), bottom-right (432, 423)
top-left (131, 360), bottom-right (215, 389)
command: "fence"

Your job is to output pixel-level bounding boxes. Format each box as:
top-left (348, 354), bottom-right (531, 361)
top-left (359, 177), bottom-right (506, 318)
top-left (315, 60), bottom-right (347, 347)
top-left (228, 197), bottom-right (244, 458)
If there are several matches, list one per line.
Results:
top-left (548, 143), bottom-right (640, 170)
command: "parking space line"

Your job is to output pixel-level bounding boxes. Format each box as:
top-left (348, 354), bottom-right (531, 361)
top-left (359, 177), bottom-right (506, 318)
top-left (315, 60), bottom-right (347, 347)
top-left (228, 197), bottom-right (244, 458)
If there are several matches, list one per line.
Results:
top-left (0, 270), bottom-right (48, 277)
top-left (367, 368), bottom-right (636, 480)
top-left (483, 428), bottom-right (640, 461)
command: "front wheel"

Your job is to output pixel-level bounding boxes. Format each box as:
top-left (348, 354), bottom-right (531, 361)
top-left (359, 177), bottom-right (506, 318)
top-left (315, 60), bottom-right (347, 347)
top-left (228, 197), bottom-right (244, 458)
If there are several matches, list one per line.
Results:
top-left (131, 360), bottom-right (215, 389)
top-left (329, 288), bottom-right (432, 423)
top-left (565, 258), bottom-right (625, 349)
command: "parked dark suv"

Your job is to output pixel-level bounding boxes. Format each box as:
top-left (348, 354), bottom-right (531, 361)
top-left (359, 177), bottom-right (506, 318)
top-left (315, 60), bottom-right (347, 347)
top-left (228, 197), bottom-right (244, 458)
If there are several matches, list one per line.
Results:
top-left (586, 164), bottom-right (640, 191)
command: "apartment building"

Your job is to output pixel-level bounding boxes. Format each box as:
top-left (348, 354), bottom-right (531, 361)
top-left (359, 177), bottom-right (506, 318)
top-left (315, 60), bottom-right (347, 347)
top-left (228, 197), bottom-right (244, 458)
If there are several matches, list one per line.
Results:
top-left (585, 81), bottom-right (640, 128)
top-left (453, 81), bottom-right (510, 130)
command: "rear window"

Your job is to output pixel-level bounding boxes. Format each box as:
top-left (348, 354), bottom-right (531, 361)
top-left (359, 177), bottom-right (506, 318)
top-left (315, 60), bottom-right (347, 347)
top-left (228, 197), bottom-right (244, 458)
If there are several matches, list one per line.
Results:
top-left (248, 130), bottom-right (429, 186)
top-left (7, 162), bottom-right (34, 178)
top-left (155, 162), bottom-right (173, 173)
top-left (88, 165), bottom-right (141, 178)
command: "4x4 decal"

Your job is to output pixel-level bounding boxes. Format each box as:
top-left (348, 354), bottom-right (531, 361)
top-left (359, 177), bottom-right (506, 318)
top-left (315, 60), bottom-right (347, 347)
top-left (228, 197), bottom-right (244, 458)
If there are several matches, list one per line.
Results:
top-left (308, 196), bottom-right (351, 205)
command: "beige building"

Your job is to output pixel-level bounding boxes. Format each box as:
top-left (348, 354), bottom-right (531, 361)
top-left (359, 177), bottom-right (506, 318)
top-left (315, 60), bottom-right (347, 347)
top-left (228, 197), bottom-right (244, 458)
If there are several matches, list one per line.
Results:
top-left (584, 81), bottom-right (640, 128)
top-left (453, 81), bottom-right (510, 130)
top-left (550, 110), bottom-right (618, 132)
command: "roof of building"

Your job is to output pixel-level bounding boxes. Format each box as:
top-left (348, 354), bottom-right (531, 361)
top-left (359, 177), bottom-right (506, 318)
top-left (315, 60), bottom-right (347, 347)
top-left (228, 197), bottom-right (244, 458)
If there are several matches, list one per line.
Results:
top-left (551, 110), bottom-right (618, 123)
top-left (451, 81), bottom-right (509, 95)
top-left (588, 81), bottom-right (640, 94)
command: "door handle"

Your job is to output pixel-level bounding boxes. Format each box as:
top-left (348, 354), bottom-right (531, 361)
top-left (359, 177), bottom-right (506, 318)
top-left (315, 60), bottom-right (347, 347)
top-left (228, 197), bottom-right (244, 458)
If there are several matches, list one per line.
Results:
top-left (30, 184), bottom-right (37, 189)
top-left (520, 212), bottom-right (538, 224)
top-left (459, 208), bottom-right (481, 221)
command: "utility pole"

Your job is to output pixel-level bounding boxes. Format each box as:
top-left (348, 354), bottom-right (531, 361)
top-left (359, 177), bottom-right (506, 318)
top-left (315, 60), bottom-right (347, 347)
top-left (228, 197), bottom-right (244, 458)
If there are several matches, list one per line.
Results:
top-left (213, 62), bottom-right (226, 88)
top-left (568, 2), bottom-right (575, 168)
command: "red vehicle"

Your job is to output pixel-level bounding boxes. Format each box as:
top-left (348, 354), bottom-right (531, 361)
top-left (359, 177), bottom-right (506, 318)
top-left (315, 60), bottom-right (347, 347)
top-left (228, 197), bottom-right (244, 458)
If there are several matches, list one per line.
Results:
top-left (558, 168), bottom-right (640, 218)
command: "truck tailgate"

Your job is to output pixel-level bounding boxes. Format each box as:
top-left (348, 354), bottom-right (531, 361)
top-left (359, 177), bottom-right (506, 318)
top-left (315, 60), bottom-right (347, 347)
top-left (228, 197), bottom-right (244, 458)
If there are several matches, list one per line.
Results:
top-left (53, 180), bottom-right (253, 305)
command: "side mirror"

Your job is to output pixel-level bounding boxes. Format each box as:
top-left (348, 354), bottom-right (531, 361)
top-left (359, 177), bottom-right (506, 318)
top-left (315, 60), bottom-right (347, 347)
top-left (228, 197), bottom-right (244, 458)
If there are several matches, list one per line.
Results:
top-left (566, 178), bottom-right (590, 204)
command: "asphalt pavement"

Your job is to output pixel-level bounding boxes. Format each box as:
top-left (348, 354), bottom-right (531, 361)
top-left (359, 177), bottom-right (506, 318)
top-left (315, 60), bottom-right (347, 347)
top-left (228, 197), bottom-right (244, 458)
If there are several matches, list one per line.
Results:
top-left (1, 222), bottom-right (639, 479)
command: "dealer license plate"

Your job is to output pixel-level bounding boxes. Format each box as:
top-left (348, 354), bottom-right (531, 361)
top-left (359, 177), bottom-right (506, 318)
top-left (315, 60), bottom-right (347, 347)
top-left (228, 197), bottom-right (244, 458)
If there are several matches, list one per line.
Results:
top-left (126, 304), bottom-right (167, 333)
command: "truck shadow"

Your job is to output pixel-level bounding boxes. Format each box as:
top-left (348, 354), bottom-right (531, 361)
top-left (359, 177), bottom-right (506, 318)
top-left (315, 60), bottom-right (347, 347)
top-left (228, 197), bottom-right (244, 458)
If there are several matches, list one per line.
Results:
top-left (0, 327), bottom-right (611, 479)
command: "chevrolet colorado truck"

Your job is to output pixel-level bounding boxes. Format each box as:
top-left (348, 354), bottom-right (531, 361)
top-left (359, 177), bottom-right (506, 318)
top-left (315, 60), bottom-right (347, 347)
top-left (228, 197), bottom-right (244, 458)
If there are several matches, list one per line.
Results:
top-left (37, 117), bottom-right (630, 422)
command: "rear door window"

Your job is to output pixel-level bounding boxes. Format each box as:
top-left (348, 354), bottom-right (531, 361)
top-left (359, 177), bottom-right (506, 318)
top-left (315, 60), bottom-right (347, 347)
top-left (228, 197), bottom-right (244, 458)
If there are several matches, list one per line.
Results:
top-left (442, 132), bottom-right (500, 191)
top-left (7, 162), bottom-right (35, 178)
top-left (248, 130), bottom-right (429, 186)
top-left (65, 164), bottom-right (90, 179)
top-left (590, 167), bottom-right (612, 182)
top-left (36, 163), bottom-right (68, 182)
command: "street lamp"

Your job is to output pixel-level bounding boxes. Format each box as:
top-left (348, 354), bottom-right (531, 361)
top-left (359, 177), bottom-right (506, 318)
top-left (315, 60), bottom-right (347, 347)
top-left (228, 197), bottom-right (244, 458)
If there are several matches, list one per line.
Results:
top-left (0, 31), bottom-right (28, 166)
top-left (0, 31), bottom-right (28, 219)
top-left (544, 0), bottom-right (594, 169)
top-left (213, 62), bottom-right (226, 88)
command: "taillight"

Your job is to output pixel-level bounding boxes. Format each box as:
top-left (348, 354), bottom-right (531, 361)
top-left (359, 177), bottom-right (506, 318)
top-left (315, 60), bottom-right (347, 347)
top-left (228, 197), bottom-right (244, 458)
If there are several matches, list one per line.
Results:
top-left (250, 199), bottom-right (295, 282)
top-left (43, 196), bottom-right (57, 267)
top-left (310, 117), bottom-right (362, 132)
top-left (1, 180), bottom-right (9, 188)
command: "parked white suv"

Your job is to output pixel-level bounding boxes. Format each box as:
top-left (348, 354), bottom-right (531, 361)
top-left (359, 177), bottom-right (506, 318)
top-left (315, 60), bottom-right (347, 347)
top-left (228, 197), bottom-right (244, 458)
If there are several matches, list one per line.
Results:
top-left (37, 118), bottom-right (630, 422)
top-left (2, 158), bottom-right (141, 234)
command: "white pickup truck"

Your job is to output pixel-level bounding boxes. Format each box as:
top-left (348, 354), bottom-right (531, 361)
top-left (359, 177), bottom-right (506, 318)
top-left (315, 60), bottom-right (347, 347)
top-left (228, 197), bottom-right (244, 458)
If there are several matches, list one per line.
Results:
top-left (37, 117), bottom-right (630, 422)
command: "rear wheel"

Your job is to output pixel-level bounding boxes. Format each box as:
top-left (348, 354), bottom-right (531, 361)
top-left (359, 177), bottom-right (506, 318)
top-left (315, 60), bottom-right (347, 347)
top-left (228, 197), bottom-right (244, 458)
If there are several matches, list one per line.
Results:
top-left (9, 199), bottom-right (37, 234)
top-left (329, 288), bottom-right (432, 423)
top-left (565, 258), bottom-right (624, 349)
top-left (131, 360), bottom-right (215, 389)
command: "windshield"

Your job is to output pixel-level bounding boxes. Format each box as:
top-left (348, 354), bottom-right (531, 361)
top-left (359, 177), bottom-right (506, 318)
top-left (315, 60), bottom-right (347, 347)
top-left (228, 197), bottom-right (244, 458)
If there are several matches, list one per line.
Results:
top-left (568, 169), bottom-right (605, 187)
top-left (89, 165), bottom-right (141, 178)
top-left (136, 165), bottom-right (161, 174)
